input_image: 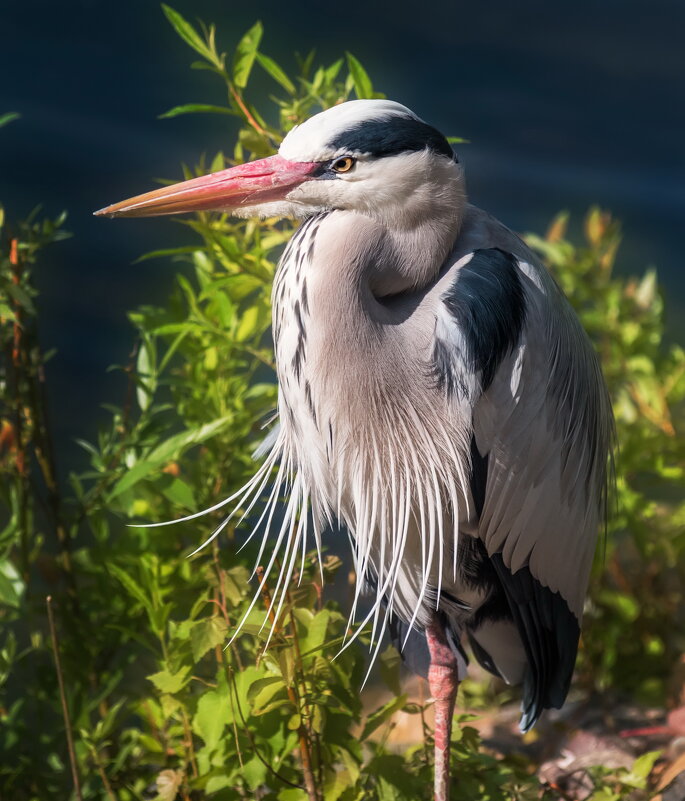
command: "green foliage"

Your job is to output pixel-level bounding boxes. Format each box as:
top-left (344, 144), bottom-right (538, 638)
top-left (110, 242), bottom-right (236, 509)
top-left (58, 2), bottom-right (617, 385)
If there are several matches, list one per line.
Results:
top-left (526, 211), bottom-right (685, 703)
top-left (0, 9), bottom-right (680, 801)
top-left (0, 111), bottom-right (20, 129)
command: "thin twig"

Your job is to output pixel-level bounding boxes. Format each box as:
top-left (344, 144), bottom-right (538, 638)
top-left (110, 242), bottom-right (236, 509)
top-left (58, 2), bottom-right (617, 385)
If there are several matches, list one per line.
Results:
top-left (90, 748), bottom-right (118, 801)
top-left (287, 583), bottom-right (322, 787)
top-left (257, 567), bottom-right (320, 801)
top-left (181, 708), bottom-right (199, 779)
top-left (208, 554), bottom-right (246, 772)
top-left (25, 278), bottom-right (78, 601)
top-left (46, 596), bottom-right (84, 801)
top-left (227, 665), bottom-right (302, 789)
top-left (9, 238), bottom-right (30, 582)
top-left (228, 85), bottom-right (271, 141)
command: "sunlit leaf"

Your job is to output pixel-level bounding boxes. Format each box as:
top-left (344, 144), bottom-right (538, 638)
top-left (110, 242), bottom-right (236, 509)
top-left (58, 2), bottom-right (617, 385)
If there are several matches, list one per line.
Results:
top-left (193, 686), bottom-right (230, 748)
top-left (148, 666), bottom-right (191, 694)
top-left (158, 103), bottom-right (233, 119)
top-left (162, 5), bottom-right (213, 61)
top-left (346, 53), bottom-right (373, 98)
top-left (232, 21), bottom-right (263, 89)
top-left (0, 112), bottom-right (20, 129)
top-left (190, 616), bottom-right (228, 661)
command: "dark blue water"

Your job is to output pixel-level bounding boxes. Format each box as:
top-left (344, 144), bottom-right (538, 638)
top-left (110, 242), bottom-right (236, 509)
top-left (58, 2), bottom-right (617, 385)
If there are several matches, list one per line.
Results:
top-left (2, 0), bottom-right (684, 468)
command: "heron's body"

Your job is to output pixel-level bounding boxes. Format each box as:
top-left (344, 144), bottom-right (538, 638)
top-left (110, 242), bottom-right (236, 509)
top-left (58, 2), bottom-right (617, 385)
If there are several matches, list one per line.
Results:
top-left (272, 201), bottom-right (609, 728)
top-left (98, 98), bottom-right (613, 799)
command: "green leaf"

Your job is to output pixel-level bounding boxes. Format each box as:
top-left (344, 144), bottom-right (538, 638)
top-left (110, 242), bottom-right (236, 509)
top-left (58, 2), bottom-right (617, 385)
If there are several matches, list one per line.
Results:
top-left (0, 560), bottom-right (24, 608)
top-left (108, 563), bottom-right (154, 615)
top-left (297, 609), bottom-right (330, 656)
top-left (107, 416), bottom-right (232, 500)
top-left (277, 789), bottom-right (307, 801)
top-left (190, 617), bottom-right (228, 662)
top-left (235, 304), bottom-right (261, 341)
top-left (134, 246), bottom-right (199, 264)
top-left (238, 127), bottom-right (273, 158)
top-left (193, 687), bottom-right (230, 749)
top-left (148, 417), bottom-right (232, 465)
top-left (623, 750), bottom-right (660, 786)
top-left (232, 22), bottom-right (263, 89)
top-left (5, 283), bottom-right (36, 315)
top-left (136, 337), bottom-right (156, 411)
top-left (210, 150), bottom-right (225, 172)
top-left (162, 5), bottom-right (213, 61)
top-left (242, 754), bottom-right (268, 791)
top-left (256, 53), bottom-right (296, 94)
top-left (360, 693), bottom-right (407, 740)
top-left (346, 53), bottom-right (373, 99)
top-left (247, 675), bottom-right (283, 702)
top-left (158, 103), bottom-right (233, 119)
top-left (148, 666), bottom-right (191, 694)
top-left (248, 676), bottom-right (287, 713)
top-left (0, 112), bottom-right (20, 129)
top-left (160, 477), bottom-right (196, 510)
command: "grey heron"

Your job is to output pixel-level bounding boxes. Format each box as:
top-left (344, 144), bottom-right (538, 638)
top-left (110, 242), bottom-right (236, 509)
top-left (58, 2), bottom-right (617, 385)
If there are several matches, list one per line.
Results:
top-left (96, 99), bottom-right (613, 801)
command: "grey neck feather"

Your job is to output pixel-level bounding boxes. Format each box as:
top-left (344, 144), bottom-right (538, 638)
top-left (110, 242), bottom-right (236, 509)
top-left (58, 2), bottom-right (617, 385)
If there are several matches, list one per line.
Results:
top-left (313, 182), bottom-right (466, 311)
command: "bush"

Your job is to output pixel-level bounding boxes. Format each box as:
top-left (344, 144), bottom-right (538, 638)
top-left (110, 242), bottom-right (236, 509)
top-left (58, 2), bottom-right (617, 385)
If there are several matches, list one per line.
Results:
top-left (0, 8), bottom-right (681, 800)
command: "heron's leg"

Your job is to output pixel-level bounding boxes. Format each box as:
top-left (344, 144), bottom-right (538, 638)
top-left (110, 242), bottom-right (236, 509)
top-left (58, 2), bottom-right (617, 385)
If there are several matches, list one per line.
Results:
top-left (426, 618), bottom-right (460, 801)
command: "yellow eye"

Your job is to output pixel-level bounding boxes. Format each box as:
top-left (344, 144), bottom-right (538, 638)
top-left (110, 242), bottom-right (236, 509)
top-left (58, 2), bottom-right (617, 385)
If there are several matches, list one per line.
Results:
top-left (331, 156), bottom-right (355, 173)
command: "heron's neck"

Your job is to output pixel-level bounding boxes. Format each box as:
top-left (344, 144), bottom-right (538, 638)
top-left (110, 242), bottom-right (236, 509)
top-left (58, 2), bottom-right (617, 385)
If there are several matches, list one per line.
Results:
top-left (315, 198), bottom-right (464, 307)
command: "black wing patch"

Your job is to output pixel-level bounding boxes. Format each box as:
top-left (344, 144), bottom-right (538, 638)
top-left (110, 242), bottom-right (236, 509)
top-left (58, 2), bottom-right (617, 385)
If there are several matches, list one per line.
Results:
top-left (434, 249), bottom-right (581, 730)
top-left (469, 435), bottom-right (489, 518)
top-left (490, 553), bottom-right (580, 732)
top-left (438, 248), bottom-right (526, 393)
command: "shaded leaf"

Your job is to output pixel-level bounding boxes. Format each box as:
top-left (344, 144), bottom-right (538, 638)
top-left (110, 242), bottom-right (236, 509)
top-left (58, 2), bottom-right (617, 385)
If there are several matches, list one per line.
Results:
top-left (361, 693), bottom-right (407, 740)
top-left (256, 52), bottom-right (296, 94)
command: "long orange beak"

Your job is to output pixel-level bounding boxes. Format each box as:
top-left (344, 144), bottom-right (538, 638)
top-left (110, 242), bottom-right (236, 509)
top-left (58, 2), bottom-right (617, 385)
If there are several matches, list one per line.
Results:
top-left (94, 155), bottom-right (320, 218)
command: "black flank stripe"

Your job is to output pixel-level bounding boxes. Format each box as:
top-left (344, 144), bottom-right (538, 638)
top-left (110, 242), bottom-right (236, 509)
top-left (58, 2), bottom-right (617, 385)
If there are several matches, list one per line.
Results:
top-left (441, 248), bottom-right (526, 393)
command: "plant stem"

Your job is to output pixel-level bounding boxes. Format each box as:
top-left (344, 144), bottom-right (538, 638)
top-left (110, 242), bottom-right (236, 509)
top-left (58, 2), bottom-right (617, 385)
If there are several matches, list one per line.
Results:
top-left (91, 747), bottom-right (118, 801)
top-left (46, 596), bottom-right (84, 801)
top-left (256, 567), bottom-right (320, 801)
top-left (227, 665), bottom-right (302, 789)
top-left (181, 708), bottom-right (199, 779)
top-left (9, 238), bottom-right (30, 583)
top-left (287, 584), bottom-right (322, 786)
top-left (228, 85), bottom-right (271, 140)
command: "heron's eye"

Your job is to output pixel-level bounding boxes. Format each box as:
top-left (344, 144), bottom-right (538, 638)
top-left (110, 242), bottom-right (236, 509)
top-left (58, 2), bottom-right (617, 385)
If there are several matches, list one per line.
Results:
top-left (331, 156), bottom-right (355, 173)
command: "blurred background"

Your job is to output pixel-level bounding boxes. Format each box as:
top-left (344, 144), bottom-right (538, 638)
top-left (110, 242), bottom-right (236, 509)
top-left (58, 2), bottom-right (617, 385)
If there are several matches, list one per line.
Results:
top-left (2, 0), bottom-right (684, 469)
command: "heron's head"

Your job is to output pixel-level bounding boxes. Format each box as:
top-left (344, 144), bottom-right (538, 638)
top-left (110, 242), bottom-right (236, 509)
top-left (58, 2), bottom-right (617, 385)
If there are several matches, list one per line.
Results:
top-left (95, 100), bottom-right (464, 228)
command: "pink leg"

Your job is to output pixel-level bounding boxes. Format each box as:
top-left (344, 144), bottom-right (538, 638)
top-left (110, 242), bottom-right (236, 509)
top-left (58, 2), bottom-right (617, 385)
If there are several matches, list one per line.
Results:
top-left (426, 619), bottom-right (460, 801)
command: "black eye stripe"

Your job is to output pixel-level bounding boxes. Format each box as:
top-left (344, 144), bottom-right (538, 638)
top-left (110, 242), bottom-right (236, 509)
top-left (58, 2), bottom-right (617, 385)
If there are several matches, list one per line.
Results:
top-left (327, 116), bottom-right (457, 161)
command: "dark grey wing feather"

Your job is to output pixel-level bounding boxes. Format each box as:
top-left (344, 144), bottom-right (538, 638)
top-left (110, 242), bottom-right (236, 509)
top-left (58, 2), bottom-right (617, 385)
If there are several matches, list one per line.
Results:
top-left (437, 246), bottom-right (612, 729)
top-left (489, 554), bottom-right (580, 731)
